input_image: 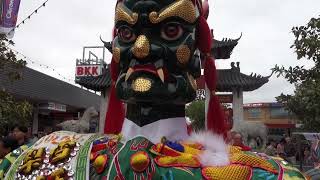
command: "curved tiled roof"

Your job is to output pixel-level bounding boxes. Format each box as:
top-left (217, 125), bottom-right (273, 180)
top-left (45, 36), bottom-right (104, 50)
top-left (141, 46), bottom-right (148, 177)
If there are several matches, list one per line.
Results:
top-left (196, 62), bottom-right (270, 92)
top-left (75, 68), bottom-right (111, 91)
top-left (211, 35), bottom-right (241, 59)
top-left (216, 69), bottom-right (269, 92)
top-left (76, 64), bottom-right (269, 92)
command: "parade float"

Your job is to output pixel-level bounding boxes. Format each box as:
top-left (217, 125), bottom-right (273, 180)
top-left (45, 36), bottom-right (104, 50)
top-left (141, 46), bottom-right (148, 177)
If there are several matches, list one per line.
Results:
top-left (0, 0), bottom-right (309, 179)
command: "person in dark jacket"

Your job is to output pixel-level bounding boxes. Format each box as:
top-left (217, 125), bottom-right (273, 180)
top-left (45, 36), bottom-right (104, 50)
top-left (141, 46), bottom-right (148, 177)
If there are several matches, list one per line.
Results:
top-left (0, 137), bottom-right (19, 159)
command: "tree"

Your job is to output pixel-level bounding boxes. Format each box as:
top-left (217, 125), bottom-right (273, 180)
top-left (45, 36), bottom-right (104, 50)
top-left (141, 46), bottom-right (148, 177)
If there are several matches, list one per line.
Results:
top-left (0, 34), bottom-right (32, 135)
top-left (273, 16), bottom-right (320, 131)
top-left (186, 100), bottom-right (205, 131)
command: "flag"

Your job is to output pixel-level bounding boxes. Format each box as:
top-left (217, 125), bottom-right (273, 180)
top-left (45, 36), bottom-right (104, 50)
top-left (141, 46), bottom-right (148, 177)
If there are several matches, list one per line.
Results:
top-left (0, 0), bottom-right (21, 38)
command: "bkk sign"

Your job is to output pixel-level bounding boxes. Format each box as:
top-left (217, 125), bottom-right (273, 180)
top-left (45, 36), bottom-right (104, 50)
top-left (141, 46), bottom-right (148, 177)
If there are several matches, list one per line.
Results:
top-left (75, 65), bottom-right (103, 77)
top-left (0, 0), bottom-right (21, 38)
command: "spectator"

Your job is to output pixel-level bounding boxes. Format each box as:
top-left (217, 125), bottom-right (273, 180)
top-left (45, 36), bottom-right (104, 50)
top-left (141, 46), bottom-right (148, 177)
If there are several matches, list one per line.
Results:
top-left (0, 137), bottom-right (19, 159)
top-left (277, 138), bottom-right (286, 158)
top-left (12, 125), bottom-right (30, 146)
top-left (265, 139), bottom-right (277, 156)
top-left (226, 131), bottom-right (236, 144)
top-left (232, 132), bottom-right (251, 151)
top-left (303, 146), bottom-right (314, 166)
top-left (284, 137), bottom-right (296, 164)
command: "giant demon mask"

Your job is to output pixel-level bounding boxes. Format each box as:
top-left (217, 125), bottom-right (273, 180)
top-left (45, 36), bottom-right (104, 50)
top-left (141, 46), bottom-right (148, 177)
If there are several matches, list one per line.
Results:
top-left (113, 0), bottom-right (202, 105)
top-left (105, 0), bottom-right (226, 135)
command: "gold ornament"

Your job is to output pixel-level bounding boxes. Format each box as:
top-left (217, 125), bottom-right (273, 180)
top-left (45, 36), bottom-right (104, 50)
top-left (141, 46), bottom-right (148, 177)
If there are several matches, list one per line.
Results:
top-left (113, 47), bottom-right (121, 63)
top-left (19, 148), bottom-right (45, 175)
top-left (115, 4), bottom-right (138, 25)
top-left (132, 35), bottom-right (150, 59)
top-left (187, 73), bottom-right (197, 90)
top-left (176, 45), bottom-right (191, 65)
top-left (132, 78), bottom-right (152, 92)
top-left (130, 151), bottom-right (150, 172)
top-left (50, 168), bottom-right (66, 179)
top-left (149, 0), bottom-right (197, 24)
top-left (50, 140), bottom-right (76, 164)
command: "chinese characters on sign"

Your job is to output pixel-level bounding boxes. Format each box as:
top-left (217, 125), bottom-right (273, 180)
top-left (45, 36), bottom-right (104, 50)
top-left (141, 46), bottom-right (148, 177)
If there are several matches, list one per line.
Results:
top-left (196, 89), bottom-right (206, 101)
top-left (196, 90), bottom-right (233, 103)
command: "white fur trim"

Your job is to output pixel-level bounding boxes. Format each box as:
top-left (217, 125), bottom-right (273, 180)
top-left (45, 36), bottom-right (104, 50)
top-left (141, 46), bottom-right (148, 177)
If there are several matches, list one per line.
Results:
top-left (188, 131), bottom-right (229, 167)
top-left (121, 117), bottom-right (189, 144)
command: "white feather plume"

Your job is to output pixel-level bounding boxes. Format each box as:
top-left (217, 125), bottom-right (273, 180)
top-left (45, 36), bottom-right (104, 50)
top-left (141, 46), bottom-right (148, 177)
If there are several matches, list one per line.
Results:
top-left (187, 131), bottom-right (229, 167)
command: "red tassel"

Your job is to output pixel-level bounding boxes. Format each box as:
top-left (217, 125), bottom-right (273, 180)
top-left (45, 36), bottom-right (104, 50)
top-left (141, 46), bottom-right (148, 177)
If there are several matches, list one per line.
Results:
top-left (104, 57), bottom-right (125, 134)
top-left (204, 58), bottom-right (216, 90)
top-left (204, 56), bottom-right (227, 136)
top-left (195, 10), bottom-right (227, 136)
top-left (196, 16), bottom-right (212, 54)
top-left (207, 95), bottom-right (226, 136)
top-left (202, 0), bottom-right (209, 19)
top-left (110, 59), bottom-right (119, 81)
top-left (104, 81), bottom-right (125, 134)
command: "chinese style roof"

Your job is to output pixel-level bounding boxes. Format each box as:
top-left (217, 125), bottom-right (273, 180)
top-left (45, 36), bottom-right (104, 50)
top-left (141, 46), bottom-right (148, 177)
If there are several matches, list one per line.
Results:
top-left (196, 62), bottom-right (270, 92)
top-left (211, 34), bottom-right (241, 59)
top-left (76, 62), bottom-right (270, 92)
top-left (75, 68), bottom-right (111, 91)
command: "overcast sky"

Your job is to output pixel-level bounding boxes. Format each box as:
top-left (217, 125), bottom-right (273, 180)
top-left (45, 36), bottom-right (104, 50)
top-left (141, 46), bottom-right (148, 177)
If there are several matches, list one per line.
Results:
top-left (12, 0), bottom-right (320, 103)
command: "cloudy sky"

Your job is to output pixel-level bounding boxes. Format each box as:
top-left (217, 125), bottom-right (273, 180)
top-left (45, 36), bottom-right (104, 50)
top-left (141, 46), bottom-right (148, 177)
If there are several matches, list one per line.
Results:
top-left (12, 0), bottom-right (319, 103)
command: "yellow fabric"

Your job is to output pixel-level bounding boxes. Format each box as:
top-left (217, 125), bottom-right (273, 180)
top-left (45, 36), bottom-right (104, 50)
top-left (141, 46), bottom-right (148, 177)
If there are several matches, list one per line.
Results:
top-left (202, 165), bottom-right (251, 180)
top-left (229, 146), bottom-right (242, 154)
top-left (156, 153), bottom-right (199, 167)
top-left (182, 144), bottom-right (202, 155)
top-left (230, 153), bottom-right (277, 174)
top-left (283, 173), bottom-right (306, 180)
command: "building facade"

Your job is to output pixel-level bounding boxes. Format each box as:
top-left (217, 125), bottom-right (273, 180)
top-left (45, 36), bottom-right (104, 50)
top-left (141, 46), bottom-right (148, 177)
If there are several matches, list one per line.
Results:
top-left (0, 66), bottom-right (101, 135)
top-left (244, 103), bottom-right (297, 135)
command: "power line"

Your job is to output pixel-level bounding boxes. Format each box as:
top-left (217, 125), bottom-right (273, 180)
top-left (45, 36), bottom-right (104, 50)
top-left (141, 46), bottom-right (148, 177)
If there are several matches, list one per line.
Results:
top-left (10, 0), bottom-right (50, 33)
top-left (7, 46), bottom-right (76, 84)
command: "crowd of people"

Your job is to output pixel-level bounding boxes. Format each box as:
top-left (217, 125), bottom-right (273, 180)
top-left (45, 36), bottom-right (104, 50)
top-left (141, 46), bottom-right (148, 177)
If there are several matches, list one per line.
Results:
top-left (0, 125), bottom-right (33, 161)
top-left (265, 137), bottom-right (318, 167)
top-left (227, 130), bottom-right (319, 169)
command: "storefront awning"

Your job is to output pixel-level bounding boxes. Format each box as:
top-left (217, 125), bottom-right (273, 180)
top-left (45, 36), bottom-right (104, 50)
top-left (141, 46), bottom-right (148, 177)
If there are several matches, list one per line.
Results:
top-left (265, 123), bottom-right (296, 128)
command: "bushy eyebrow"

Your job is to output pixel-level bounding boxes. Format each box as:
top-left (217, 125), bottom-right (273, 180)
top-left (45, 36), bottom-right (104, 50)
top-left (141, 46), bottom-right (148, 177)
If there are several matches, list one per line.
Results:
top-left (115, 4), bottom-right (139, 25)
top-left (149, 0), bottom-right (198, 24)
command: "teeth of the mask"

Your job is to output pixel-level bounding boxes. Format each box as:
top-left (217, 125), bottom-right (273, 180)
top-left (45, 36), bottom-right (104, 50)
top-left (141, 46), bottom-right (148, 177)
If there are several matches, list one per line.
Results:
top-left (125, 67), bottom-right (134, 82)
top-left (157, 68), bottom-right (165, 83)
top-left (154, 59), bottom-right (164, 69)
top-left (129, 59), bottom-right (138, 68)
top-left (154, 59), bottom-right (165, 83)
top-left (125, 59), bottom-right (138, 81)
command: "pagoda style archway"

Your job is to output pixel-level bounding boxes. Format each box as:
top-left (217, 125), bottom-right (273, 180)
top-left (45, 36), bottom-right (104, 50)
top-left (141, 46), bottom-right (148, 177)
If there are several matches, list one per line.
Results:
top-left (75, 34), bottom-right (270, 132)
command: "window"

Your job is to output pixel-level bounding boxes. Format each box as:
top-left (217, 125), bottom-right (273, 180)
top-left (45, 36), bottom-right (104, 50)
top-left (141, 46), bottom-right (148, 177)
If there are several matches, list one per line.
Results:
top-left (248, 108), bottom-right (262, 119)
top-left (270, 107), bottom-right (289, 119)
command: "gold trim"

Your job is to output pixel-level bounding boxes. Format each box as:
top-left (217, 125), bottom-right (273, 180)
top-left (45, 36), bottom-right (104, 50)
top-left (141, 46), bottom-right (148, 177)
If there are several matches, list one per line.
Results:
top-left (187, 73), bottom-right (197, 90)
top-left (176, 45), bottom-right (191, 65)
top-left (113, 47), bottom-right (121, 63)
top-left (115, 4), bottom-right (138, 25)
top-left (149, 0), bottom-right (197, 24)
top-left (132, 78), bottom-right (152, 92)
top-left (132, 35), bottom-right (150, 59)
